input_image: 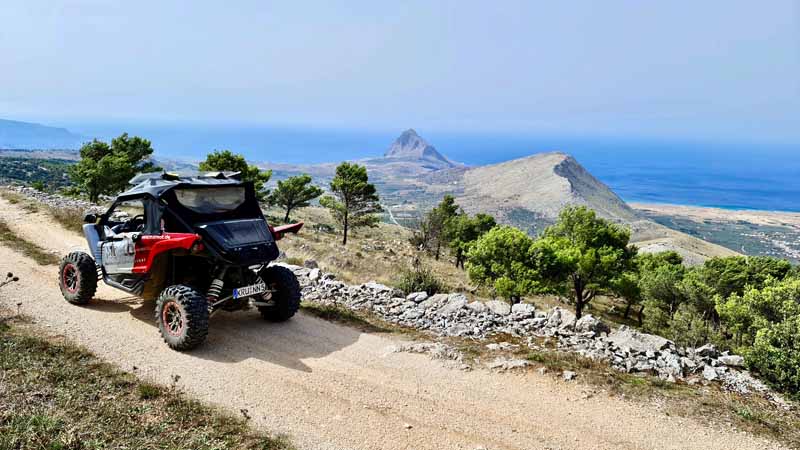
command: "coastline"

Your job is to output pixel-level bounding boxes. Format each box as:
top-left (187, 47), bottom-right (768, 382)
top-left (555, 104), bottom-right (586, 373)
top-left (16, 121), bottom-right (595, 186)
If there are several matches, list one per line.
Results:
top-left (630, 202), bottom-right (800, 221)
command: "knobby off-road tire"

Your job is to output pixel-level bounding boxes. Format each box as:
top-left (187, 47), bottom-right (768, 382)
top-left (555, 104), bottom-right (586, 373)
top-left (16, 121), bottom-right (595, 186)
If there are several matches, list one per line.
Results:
top-left (258, 266), bottom-right (301, 322)
top-left (58, 251), bottom-right (98, 305)
top-left (155, 285), bottom-right (209, 351)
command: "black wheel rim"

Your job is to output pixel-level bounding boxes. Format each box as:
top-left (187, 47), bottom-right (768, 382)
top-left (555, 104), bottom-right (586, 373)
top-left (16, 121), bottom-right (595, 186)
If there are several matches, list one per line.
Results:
top-left (62, 263), bottom-right (79, 294)
top-left (162, 301), bottom-right (184, 336)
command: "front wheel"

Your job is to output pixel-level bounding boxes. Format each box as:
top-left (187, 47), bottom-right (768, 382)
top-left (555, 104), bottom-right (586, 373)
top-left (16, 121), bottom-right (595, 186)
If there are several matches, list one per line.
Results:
top-left (155, 285), bottom-right (209, 351)
top-left (58, 252), bottom-right (98, 305)
top-left (257, 266), bottom-right (301, 322)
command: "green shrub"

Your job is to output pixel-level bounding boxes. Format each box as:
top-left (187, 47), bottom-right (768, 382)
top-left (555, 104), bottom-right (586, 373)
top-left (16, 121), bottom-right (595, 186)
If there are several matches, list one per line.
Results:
top-left (746, 315), bottom-right (800, 397)
top-left (395, 263), bottom-right (446, 295)
top-left (137, 383), bottom-right (162, 400)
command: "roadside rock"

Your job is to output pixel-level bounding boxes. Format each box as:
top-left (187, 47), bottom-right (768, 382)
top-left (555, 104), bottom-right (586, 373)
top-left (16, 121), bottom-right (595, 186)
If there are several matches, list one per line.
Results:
top-left (574, 314), bottom-right (610, 335)
top-left (488, 358), bottom-right (530, 371)
top-left (719, 354), bottom-right (745, 367)
top-left (438, 295), bottom-right (467, 315)
top-left (511, 303), bottom-right (535, 317)
top-left (485, 300), bottom-right (511, 316)
top-left (405, 292), bottom-right (428, 303)
top-left (608, 326), bottom-right (672, 354)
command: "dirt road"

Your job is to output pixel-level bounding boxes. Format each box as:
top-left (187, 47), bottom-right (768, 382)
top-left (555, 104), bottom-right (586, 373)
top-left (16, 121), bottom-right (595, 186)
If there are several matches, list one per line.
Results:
top-left (0, 197), bottom-right (785, 450)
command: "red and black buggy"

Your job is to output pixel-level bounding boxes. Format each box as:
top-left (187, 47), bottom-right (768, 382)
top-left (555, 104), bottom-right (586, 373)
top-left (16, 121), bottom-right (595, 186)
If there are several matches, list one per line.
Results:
top-left (58, 172), bottom-right (303, 350)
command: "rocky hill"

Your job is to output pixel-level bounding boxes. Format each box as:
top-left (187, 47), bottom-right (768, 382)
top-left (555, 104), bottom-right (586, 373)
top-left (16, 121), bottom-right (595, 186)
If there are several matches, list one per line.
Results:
top-left (458, 152), bottom-right (638, 225)
top-left (255, 130), bottom-right (738, 264)
top-left (0, 119), bottom-right (84, 150)
top-left (444, 152), bottom-right (737, 264)
top-left (382, 128), bottom-right (456, 169)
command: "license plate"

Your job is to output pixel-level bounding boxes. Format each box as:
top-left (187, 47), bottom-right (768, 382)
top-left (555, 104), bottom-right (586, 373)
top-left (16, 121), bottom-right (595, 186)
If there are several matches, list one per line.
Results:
top-left (233, 282), bottom-right (267, 299)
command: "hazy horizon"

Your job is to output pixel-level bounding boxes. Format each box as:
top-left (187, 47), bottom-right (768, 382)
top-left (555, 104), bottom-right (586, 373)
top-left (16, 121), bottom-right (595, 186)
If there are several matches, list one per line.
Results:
top-left (2, 1), bottom-right (799, 146)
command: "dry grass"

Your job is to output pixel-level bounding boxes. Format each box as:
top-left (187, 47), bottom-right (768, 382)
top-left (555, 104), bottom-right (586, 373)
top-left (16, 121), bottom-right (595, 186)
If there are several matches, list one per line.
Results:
top-left (0, 189), bottom-right (88, 235)
top-left (46, 206), bottom-right (86, 235)
top-left (0, 219), bottom-right (60, 266)
top-left (0, 317), bottom-right (294, 450)
top-left (268, 206), bottom-right (484, 292)
top-left (300, 301), bottom-right (395, 333)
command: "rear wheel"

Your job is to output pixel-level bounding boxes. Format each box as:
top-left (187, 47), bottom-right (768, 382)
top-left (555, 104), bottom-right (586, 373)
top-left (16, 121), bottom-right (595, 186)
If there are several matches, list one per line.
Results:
top-left (258, 266), bottom-right (301, 322)
top-left (58, 252), bottom-right (97, 305)
top-left (155, 285), bottom-right (209, 351)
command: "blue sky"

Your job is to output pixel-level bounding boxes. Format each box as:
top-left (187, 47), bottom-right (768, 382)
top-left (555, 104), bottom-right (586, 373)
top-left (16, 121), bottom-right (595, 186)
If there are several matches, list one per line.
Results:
top-left (1, 1), bottom-right (798, 143)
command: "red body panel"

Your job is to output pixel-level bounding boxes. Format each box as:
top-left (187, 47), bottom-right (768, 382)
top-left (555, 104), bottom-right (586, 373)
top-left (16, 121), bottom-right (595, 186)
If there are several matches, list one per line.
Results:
top-left (270, 222), bottom-right (304, 240)
top-left (132, 233), bottom-right (201, 274)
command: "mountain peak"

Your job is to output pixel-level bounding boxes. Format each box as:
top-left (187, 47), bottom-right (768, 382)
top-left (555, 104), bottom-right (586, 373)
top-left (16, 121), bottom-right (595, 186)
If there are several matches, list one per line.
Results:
top-left (384, 129), bottom-right (454, 168)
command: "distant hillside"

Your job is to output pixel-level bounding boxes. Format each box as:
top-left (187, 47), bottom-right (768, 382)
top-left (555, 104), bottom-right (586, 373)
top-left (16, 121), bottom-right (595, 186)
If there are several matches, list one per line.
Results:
top-left (459, 152), bottom-right (638, 226)
top-left (445, 152), bottom-right (737, 264)
top-left (0, 119), bottom-right (84, 150)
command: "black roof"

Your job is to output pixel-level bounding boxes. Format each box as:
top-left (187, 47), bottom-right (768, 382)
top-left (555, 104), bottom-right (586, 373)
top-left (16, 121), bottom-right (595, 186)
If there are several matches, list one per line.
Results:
top-left (116, 171), bottom-right (244, 201)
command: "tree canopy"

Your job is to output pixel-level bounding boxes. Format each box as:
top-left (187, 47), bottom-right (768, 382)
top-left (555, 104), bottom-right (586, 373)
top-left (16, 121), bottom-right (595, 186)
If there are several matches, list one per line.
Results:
top-left (68, 133), bottom-right (160, 202)
top-left (199, 150), bottom-right (272, 200)
top-left (416, 195), bottom-right (460, 259)
top-left (466, 225), bottom-right (539, 303)
top-left (447, 213), bottom-right (496, 268)
top-left (268, 174), bottom-right (323, 222)
top-left (319, 162), bottom-right (382, 245)
top-left (535, 206), bottom-right (634, 318)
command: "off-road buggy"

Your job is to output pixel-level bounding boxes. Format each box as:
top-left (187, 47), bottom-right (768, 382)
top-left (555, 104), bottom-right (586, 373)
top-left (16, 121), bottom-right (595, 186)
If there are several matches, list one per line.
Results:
top-left (57, 172), bottom-right (303, 350)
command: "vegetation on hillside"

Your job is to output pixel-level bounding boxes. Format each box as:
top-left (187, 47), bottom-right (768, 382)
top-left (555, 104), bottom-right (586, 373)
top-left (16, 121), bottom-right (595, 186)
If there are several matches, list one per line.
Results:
top-left (199, 149), bottom-right (273, 200)
top-left (0, 157), bottom-right (72, 191)
top-left (6, 137), bottom-right (800, 397)
top-left (268, 174), bottom-right (323, 222)
top-left (68, 133), bottom-right (161, 202)
top-left (319, 162), bottom-right (382, 245)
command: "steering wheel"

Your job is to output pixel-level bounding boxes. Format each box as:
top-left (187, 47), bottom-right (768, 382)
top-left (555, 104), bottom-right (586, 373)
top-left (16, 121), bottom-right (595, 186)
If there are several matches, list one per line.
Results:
top-left (111, 214), bottom-right (145, 233)
top-left (130, 214), bottom-right (146, 231)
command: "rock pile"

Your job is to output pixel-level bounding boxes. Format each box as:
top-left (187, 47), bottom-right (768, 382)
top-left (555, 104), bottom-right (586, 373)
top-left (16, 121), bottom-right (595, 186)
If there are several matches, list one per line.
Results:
top-left (286, 263), bottom-right (791, 409)
top-left (3, 185), bottom-right (105, 213)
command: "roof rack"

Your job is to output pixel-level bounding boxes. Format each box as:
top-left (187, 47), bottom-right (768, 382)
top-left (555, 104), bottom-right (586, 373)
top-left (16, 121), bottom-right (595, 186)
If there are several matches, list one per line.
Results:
top-left (128, 171), bottom-right (242, 185)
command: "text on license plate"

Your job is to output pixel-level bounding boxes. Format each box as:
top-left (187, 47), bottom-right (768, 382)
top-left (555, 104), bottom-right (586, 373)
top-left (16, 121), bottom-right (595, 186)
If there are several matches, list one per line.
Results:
top-left (233, 283), bottom-right (267, 299)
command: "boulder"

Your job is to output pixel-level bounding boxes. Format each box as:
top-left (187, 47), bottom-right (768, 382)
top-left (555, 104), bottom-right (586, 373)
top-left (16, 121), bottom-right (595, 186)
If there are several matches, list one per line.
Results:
top-left (485, 300), bottom-right (511, 316)
top-left (405, 291), bottom-right (428, 303)
top-left (660, 353), bottom-right (683, 379)
top-left (695, 344), bottom-right (719, 358)
top-left (574, 314), bottom-right (610, 335)
top-left (702, 365), bottom-right (719, 381)
top-left (719, 355), bottom-right (745, 367)
top-left (466, 301), bottom-right (488, 314)
top-left (562, 370), bottom-right (577, 381)
top-left (308, 268), bottom-right (321, 281)
top-left (511, 303), bottom-right (535, 317)
top-left (608, 326), bottom-right (672, 354)
top-left (438, 295), bottom-right (467, 316)
top-left (303, 259), bottom-right (319, 269)
top-left (363, 281), bottom-right (394, 293)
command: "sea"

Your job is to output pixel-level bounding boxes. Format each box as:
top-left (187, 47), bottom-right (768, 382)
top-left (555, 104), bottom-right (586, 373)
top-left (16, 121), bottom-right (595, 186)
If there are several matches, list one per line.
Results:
top-left (67, 121), bottom-right (800, 212)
